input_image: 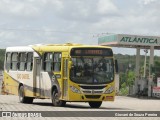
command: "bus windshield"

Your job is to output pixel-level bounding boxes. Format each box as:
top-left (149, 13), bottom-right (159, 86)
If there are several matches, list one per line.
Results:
top-left (70, 57), bottom-right (114, 84)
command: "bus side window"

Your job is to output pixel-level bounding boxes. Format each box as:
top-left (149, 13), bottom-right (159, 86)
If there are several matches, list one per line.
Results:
top-left (19, 52), bottom-right (26, 71)
top-left (11, 52), bottom-right (18, 71)
top-left (6, 52), bottom-right (11, 71)
top-left (43, 52), bottom-right (53, 72)
top-left (53, 53), bottom-right (61, 72)
top-left (26, 52), bottom-right (33, 71)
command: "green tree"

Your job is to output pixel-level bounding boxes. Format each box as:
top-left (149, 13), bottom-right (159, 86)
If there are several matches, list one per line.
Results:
top-left (119, 70), bottom-right (135, 96)
top-left (0, 49), bottom-right (5, 70)
top-left (119, 82), bottom-right (128, 96)
top-left (119, 72), bottom-right (126, 89)
top-left (127, 71), bottom-right (135, 87)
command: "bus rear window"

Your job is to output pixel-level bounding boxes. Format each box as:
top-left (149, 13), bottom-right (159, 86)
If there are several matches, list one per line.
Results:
top-left (6, 52), bottom-right (11, 71)
top-left (11, 53), bottom-right (18, 70)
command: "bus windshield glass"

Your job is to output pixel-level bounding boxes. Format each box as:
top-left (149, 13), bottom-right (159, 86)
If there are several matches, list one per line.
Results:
top-left (70, 57), bottom-right (114, 84)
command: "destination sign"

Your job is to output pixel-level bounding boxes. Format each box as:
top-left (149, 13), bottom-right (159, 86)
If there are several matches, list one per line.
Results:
top-left (70, 48), bottom-right (113, 56)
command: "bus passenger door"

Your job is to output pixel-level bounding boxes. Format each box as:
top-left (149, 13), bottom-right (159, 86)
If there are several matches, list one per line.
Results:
top-left (62, 58), bottom-right (68, 99)
top-left (34, 58), bottom-right (41, 97)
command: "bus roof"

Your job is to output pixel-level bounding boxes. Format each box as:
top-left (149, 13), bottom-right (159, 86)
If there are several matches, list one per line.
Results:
top-left (6, 46), bottom-right (34, 52)
top-left (6, 43), bottom-right (112, 53)
top-left (32, 43), bottom-right (112, 52)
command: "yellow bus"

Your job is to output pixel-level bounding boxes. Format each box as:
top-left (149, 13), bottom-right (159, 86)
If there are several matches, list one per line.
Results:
top-left (2, 43), bottom-right (118, 108)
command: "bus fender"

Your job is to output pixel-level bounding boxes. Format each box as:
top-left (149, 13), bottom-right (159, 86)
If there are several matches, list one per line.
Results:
top-left (51, 75), bottom-right (61, 98)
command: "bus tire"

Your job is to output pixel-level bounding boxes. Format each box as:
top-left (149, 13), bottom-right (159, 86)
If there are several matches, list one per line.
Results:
top-left (19, 85), bottom-right (33, 104)
top-left (52, 90), bottom-right (66, 107)
top-left (88, 101), bottom-right (102, 108)
top-left (26, 97), bottom-right (34, 104)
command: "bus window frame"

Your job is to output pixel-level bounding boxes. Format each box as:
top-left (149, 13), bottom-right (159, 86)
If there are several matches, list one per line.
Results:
top-left (18, 52), bottom-right (27, 71)
top-left (26, 52), bottom-right (33, 71)
top-left (43, 52), bottom-right (53, 72)
top-left (11, 52), bottom-right (18, 71)
top-left (53, 52), bottom-right (62, 72)
top-left (5, 52), bottom-right (11, 71)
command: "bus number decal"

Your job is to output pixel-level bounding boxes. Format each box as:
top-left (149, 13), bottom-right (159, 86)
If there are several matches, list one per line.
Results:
top-left (17, 74), bottom-right (30, 80)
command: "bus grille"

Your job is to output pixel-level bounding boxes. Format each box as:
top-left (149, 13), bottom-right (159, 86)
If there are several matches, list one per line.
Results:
top-left (80, 85), bottom-right (106, 89)
top-left (83, 90), bottom-right (103, 94)
top-left (85, 95), bottom-right (101, 99)
top-left (83, 90), bottom-right (92, 94)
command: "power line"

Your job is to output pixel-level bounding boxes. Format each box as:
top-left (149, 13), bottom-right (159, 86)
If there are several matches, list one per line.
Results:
top-left (0, 28), bottom-right (99, 35)
top-left (0, 28), bottom-right (115, 39)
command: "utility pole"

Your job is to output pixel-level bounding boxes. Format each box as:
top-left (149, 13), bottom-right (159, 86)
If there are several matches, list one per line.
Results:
top-left (143, 49), bottom-right (148, 78)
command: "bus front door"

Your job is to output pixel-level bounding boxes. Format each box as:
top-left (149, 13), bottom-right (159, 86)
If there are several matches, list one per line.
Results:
top-left (34, 58), bottom-right (41, 97)
top-left (62, 58), bottom-right (68, 99)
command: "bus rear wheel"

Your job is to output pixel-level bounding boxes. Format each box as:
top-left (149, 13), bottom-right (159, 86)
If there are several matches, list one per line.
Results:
top-left (52, 90), bottom-right (66, 107)
top-left (88, 101), bottom-right (102, 108)
top-left (19, 86), bottom-right (33, 104)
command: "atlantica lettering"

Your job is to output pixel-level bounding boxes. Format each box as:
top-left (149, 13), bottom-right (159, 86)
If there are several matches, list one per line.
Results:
top-left (120, 37), bottom-right (158, 44)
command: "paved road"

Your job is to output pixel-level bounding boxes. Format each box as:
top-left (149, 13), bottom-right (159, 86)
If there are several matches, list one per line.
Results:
top-left (0, 95), bottom-right (159, 120)
top-left (0, 95), bottom-right (160, 111)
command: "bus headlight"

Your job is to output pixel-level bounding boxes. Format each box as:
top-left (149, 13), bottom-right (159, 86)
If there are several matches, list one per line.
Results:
top-left (104, 86), bottom-right (114, 94)
top-left (70, 86), bottom-right (81, 93)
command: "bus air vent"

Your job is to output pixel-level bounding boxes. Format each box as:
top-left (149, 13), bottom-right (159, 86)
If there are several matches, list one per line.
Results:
top-left (80, 85), bottom-right (106, 89)
top-left (85, 95), bottom-right (101, 99)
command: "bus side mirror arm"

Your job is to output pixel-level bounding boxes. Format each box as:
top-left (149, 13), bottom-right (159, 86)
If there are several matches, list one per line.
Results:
top-left (69, 61), bottom-right (75, 71)
top-left (115, 60), bottom-right (118, 73)
top-left (68, 61), bottom-right (72, 69)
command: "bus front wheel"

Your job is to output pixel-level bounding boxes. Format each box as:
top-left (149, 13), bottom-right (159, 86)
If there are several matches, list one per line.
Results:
top-left (52, 90), bottom-right (66, 107)
top-left (19, 86), bottom-right (33, 104)
top-left (88, 101), bottom-right (102, 108)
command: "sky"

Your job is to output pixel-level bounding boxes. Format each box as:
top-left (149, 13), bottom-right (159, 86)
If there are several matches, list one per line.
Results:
top-left (0, 0), bottom-right (160, 55)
